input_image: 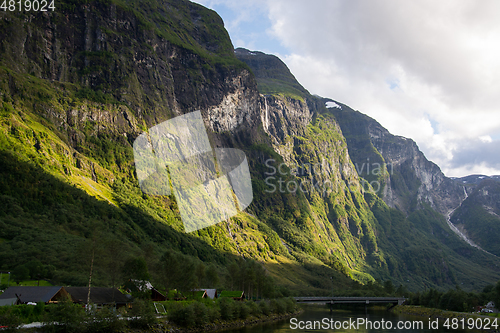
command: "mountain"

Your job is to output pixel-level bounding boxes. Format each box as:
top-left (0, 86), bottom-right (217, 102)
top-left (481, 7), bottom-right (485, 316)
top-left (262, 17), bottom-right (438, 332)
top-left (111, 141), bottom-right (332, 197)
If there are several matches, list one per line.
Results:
top-left (1, 1), bottom-right (499, 294)
top-left (0, 0), bottom-right (377, 293)
top-left (452, 175), bottom-right (500, 185)
top-left (450, 179), bottom-right (500, 256)
top-left (325, 104), bottom-right (465, 216)
top-left (234, 48), bottom-right (309, 100)
top-left (235, 48), bottom-right (500, 290)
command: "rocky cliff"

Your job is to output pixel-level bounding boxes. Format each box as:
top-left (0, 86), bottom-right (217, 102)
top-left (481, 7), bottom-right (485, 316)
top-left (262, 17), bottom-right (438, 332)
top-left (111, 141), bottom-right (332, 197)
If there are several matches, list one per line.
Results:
top-left (329, 105), bottom-right (465, 216)
top-left (1, 1), bottom-right (379, 291)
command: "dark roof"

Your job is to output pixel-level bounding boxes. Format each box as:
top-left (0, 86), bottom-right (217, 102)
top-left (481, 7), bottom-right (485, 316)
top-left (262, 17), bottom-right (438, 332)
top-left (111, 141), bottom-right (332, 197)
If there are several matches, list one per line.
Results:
top-left (0, 286), bottom-right (65, 303)
top-left (0, 298), bottom-right (17, 306)
top-left (65, 287), bottom-right (131, 305)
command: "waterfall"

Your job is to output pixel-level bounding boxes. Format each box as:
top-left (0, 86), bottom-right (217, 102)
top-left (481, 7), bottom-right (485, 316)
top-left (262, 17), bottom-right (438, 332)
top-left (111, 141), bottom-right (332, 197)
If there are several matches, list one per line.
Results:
top-left (264, 96), bottom-right (269, 131)
top-left (445, 186), bottom-right (497, 257)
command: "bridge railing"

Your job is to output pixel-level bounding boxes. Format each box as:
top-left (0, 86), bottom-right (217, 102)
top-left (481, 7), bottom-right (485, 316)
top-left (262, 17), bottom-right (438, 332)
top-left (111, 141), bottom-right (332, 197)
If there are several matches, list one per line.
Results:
top-left (293, 296), bottom-right (406, 305)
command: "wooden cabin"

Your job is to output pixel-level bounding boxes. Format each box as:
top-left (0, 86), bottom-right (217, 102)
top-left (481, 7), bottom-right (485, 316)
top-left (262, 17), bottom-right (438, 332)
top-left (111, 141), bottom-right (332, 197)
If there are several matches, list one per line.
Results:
top-left (65, 287), bottom-right (131, 308)
top-left (0, 286), bottom-right (69, 304)
top-left (218, 290), bottom-right (245, 301)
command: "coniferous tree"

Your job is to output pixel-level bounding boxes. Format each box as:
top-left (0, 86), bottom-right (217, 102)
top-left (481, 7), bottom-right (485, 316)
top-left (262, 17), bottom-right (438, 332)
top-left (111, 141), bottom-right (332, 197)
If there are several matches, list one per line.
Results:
top-left (158, 250), bottom-right (180, 298)
top-left (205, 264), bottom-right (219, 288)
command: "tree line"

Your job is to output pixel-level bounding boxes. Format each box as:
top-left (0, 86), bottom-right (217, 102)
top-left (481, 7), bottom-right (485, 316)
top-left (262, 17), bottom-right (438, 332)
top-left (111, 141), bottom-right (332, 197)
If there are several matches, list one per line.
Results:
top-left (406, 281), bottom-right (500, 312)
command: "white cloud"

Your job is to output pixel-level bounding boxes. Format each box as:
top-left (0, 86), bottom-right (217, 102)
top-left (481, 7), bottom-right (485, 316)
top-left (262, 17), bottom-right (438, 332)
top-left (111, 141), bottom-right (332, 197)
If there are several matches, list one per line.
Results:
top-left (192, 0), bottom-right (500, 176)
top-left (266, 0), bottom-right (500, 176)
top-left (480, 135), bottom-right (493, 143)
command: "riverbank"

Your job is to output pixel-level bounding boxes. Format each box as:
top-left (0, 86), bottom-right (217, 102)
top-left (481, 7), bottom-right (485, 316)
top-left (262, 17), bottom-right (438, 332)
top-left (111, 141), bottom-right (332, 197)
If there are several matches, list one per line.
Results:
top-left (391, 304), bottom-right (498, 319)
top-left (9, 308), bottom-right (303, 333)
top-left (391, 305), bottom-right (499, 332)
top-left (125, 308), bottom-right (303, 333)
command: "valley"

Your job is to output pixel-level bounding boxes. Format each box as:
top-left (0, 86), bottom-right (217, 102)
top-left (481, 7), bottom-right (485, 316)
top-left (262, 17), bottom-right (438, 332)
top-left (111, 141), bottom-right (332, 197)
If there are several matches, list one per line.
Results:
top-left (0, 0), bottom-right (499, 298)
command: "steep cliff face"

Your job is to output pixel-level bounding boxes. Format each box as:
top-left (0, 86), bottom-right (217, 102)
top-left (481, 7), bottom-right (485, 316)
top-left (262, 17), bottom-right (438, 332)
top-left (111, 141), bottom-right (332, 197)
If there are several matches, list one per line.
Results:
top-left (259, 95), bottom-right (312, 161)
top-left (330, 105), bottom-right (465, 216)
top-left (255, 95), bottom-right (381, 280)
top-left (0, 1), bottom-right (261, 139)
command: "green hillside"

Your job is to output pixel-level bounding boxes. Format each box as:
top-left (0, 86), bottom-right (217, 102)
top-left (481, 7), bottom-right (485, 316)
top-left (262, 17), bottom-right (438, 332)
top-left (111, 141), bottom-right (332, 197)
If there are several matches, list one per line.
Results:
top-left (0, 0), bottom-right (356, 295)
top-left (234, 48), bottom-right (309, 101)
top-left (451, 180), bottom-right (500, 256)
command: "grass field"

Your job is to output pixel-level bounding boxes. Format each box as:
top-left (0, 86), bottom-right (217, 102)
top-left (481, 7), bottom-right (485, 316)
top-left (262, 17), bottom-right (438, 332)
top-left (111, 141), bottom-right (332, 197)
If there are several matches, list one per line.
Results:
top-left (0, 274), bottom-right (53, 288)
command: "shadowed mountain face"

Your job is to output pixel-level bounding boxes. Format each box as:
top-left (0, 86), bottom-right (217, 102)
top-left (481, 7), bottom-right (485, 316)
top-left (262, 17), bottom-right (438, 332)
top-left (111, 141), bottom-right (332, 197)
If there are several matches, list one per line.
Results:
top-left (451, 179), bottom-right (500, 256)
top-left (0, 3), bottom-right (499, 294)
top-left (234, 48), bottom-right (309, 100)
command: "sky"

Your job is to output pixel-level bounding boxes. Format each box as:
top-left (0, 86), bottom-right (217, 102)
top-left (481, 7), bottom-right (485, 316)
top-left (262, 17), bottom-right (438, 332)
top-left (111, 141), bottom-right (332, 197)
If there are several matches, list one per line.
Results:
top-left (192, 0), bottom-right (500, 178)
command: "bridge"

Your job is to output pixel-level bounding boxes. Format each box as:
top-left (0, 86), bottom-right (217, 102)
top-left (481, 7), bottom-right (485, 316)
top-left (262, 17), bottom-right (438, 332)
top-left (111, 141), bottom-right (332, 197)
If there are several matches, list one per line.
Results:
top-left (293, 296), bottom-right (406, 306)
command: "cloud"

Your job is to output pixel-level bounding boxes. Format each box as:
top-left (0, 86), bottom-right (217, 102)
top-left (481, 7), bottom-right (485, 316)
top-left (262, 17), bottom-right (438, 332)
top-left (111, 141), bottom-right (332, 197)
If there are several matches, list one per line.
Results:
top-left (265, 0), bottom-right (500, 176)
top-left (191, 0), bottom-right (289, 55)
top-left (445, 139), bottom-right (500, 176)
top-left (192, 0), bottom-right (500, 176)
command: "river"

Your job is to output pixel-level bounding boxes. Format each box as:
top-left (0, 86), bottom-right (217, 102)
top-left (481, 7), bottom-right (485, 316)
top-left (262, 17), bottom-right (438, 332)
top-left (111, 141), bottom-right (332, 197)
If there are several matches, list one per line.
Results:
top-left (228, 305), bottom-right (493, 332)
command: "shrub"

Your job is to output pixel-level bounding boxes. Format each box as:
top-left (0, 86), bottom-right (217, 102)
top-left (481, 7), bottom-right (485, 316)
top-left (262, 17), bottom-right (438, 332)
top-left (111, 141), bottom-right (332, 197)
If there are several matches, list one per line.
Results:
top-left (128, 299), bottom-right (157, 329)
top-left (168, 303), bottom-right (195, 327)
top-left (258, 300), bottom-right (270, 316)
top-left (42, 297), bottom-right (85, 333)
top-left (0, 307), bottom-right (22, 333)
top-left (85, 306), bottom-right (126, 333)
top-left (285, 297), bottom-right (297, 313)
top-left (270, 299), bottom-right (285, 314)
top-left (234, 301), bottom-right (250, 319)
top-left (217, 297), bottom-right (234, 320)
top-left (207, 305), bottom-right (220, 322)
top-left (246, 301), bottom-right (261, 317)
top-left (191, 302), bottom-right (209, 327)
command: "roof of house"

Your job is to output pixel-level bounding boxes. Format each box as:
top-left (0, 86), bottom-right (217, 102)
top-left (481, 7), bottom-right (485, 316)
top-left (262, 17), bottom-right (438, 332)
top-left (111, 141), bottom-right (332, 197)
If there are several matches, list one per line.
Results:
top-left (65, 287), bottom-right (131, 305)
top-left (0, 286), bottom-right (65, 303)
top-left (205, 289), bottom-right (217, 299)
top-left (194, 288), bottom-right (217, 299)
top-left (0, 298), bottom-right (17, 306)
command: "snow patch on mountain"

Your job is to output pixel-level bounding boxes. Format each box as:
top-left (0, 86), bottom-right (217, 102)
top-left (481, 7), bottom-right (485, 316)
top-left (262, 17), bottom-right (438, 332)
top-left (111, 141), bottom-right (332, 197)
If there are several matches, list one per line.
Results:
top-left (325, 101), bottom-right (341, 109)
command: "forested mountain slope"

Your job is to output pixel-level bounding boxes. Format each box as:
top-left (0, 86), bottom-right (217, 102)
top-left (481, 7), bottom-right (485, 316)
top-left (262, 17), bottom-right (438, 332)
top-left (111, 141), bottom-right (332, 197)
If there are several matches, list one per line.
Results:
top-left (0, 1), bottom-right (498, 294)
